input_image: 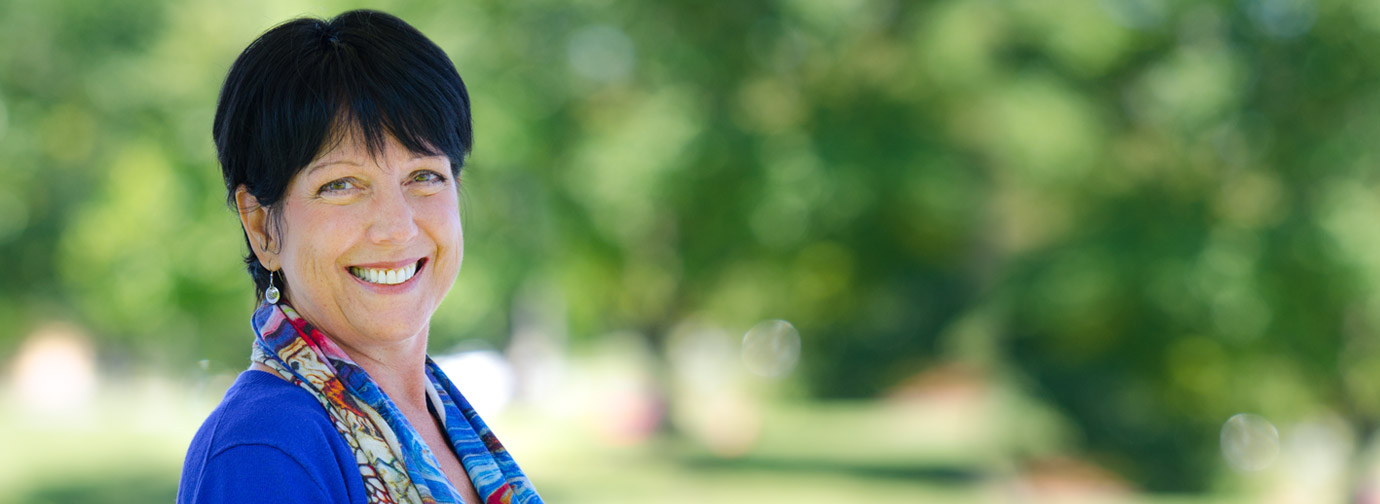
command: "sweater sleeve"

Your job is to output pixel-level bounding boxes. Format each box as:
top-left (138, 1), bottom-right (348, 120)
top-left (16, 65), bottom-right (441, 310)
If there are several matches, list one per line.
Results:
top-left (181, 444), bottom-right (338, 504)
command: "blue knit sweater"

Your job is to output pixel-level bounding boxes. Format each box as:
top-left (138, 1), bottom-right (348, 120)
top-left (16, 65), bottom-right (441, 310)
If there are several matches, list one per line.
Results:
top-left (178, 370), bottom-right (368, 503)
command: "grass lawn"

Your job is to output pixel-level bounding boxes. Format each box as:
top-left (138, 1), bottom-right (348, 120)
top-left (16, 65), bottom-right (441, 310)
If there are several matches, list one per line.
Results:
top-left (0, 375), bottom-right (1254, 504)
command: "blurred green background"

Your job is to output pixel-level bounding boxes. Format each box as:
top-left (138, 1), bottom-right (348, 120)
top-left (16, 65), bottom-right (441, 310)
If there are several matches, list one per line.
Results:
top-left (2, 0), bottom-right (1378, 502)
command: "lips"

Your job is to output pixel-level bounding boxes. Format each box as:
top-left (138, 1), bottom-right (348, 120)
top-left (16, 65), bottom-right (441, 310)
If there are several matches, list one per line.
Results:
top-left (348, 258), bottom-right (426, 285)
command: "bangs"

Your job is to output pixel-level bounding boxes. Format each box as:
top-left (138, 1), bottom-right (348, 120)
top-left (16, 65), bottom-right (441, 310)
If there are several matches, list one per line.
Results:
top-left (214, 10), bottom-right (472, 207)
top-left (313, 21), bottom-right (472, 167)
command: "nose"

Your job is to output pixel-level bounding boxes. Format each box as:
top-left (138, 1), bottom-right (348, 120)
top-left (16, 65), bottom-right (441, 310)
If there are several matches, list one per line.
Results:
top-left (367, 184), bottom-right (419, 245)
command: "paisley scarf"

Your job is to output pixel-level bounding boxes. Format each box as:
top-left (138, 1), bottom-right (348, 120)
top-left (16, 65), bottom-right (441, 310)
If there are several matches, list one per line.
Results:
top-left (249, 301), bottom-right (542, 504)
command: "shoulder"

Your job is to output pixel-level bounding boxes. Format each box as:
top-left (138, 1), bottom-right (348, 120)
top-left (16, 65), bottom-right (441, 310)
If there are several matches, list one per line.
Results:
top-left (194, 370), bottom-right (342, 453)
top-left (178, 370), bottom-right (365, 504)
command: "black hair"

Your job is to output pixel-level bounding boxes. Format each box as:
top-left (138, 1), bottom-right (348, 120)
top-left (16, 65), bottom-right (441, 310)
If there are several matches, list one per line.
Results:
top-left (213, 9), bottom-right (472, 300)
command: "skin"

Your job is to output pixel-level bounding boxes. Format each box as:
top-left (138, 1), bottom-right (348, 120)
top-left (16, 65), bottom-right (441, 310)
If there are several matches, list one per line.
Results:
top-left (237, 130), bottom-right (481, 504)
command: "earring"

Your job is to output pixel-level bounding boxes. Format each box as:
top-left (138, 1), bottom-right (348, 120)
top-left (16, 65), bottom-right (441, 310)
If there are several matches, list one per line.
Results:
top-left (265, 270), bottom-right (281, 304)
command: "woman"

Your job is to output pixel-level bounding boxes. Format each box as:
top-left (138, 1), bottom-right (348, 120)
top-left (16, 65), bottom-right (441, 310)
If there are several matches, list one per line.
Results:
top-left (178, 10), bottom-right (542, 504)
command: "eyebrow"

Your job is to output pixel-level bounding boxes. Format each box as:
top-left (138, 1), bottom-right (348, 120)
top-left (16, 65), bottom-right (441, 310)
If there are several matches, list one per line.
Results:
top-left (305, 159), bottom-right (362, 177)
top-left (306, 154), bottom-right (446, 177)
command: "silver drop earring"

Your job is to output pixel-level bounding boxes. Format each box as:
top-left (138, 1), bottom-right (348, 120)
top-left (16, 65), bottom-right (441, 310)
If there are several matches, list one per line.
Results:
top-left (265, 270), bottom-right (281, 304)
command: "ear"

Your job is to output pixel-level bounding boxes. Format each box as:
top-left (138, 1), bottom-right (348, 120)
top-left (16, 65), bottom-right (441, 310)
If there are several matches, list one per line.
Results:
top-left (235, 185), bottom-right (279, 270)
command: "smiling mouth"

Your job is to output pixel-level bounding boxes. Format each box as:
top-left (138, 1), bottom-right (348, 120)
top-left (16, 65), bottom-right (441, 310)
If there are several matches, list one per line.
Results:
top-left (349, 258), bottom-right (426, 285)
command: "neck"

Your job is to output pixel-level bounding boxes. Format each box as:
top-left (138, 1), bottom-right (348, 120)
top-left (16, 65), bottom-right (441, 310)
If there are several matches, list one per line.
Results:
top-left (331, 327), bottom-right (433, 412)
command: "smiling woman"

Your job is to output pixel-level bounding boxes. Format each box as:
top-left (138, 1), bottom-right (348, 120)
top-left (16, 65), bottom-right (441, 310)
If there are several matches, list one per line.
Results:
top-left (176, 10), bottom-right (542, 504)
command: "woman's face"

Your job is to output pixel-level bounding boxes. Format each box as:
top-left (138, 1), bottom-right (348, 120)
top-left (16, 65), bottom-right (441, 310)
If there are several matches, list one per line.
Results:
top-left (269, 131), bottom-right (462, 350)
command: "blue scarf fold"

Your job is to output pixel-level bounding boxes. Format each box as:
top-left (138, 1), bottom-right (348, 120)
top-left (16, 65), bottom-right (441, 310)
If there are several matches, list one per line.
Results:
top-left (249, 300), bottom-right (542, 504)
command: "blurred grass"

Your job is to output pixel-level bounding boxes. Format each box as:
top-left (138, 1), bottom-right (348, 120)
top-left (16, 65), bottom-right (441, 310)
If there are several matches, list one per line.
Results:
top-left (0, 376), bottom-right (1254, 504)
top-left (0, 381), bottom-right (200, 504)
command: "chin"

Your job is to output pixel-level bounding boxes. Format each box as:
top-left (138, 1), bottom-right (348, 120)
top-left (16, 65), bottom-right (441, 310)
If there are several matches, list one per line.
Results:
top-left (370, 305), bottom-right (436, 337)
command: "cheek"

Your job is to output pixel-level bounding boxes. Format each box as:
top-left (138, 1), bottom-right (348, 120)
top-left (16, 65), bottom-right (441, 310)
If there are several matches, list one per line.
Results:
top-left (423, 195), bottom-right (463, 245)
top-left (425, 200), bottom-right (464, 274)
top-left (443, 212), bottom-right (464, 266)
top-left (280, 204), bottom-right (355, 279)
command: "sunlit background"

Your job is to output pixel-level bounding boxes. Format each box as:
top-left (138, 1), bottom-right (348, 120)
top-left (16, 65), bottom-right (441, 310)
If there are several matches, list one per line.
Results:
top-left (3, 0), bottom-right (1379, 502)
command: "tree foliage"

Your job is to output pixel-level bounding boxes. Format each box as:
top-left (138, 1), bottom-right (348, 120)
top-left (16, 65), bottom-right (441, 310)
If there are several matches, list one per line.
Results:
top-left (5, 0), bottom-right (1380, 492)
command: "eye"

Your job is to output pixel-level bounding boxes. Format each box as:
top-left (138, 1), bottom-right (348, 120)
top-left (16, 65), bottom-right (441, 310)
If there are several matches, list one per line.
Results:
top-left (411, 170), bottom-right (447, 184)
top-left (318, 178), bottom-right (357, 194)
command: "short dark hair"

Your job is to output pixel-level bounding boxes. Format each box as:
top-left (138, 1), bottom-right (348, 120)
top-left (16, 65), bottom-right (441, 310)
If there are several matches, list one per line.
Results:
top-left (213, 9), bottom-right (472, 300)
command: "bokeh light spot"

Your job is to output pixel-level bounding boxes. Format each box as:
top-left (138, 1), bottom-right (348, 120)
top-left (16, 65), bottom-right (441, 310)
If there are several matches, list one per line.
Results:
top-left (1221, 413), bottom-right (1280, 472)
top-left (11, 323), bottom-right (97, 415)
top-left (567, 24), bottom-right (635, 84)
top-left (741, 319), bottom-right (801, 378)
top-left (1100, 0), bottom-right (1168, 29)
top-left (434, 348), bottom-right (517, 417)
top-left (1243, 0), bottom-right (1316, 38)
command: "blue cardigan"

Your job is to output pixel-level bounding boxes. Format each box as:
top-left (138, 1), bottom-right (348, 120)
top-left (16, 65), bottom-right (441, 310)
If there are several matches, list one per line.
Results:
top-left (178, 370), bottom-right (368, 503)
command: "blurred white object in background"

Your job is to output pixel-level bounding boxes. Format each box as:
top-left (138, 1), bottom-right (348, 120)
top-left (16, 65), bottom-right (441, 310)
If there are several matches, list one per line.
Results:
top-left (1221, 413), bottom-right (1279, 472)
top-left (740, 319), bottom-right (801, 378)
top-left (583, 331), bottom-right (663, 445)
top-left (433, 348), bottom-right (516, 418)
top-left (506, 278), bottom-right (570, 412)
top-left (1269, 414), bottom-right (1352, 504)
top-left (10, 322), bottom-right (97, 416)
top-left (667, 320), bottom-right (762, 456)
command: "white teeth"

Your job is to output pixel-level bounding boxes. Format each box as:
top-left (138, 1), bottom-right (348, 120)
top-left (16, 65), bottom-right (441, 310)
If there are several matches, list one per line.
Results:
top-left (349, 261), bottom-right (420, 285)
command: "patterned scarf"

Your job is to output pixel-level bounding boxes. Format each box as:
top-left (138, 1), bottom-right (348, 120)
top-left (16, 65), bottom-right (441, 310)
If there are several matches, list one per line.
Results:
top-left (249, 301), bottom-right (542, 504)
